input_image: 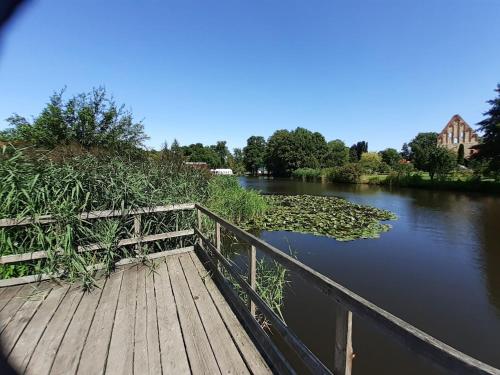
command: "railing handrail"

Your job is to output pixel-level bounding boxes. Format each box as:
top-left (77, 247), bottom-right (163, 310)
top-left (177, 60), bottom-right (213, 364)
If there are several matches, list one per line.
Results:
top-left (0, 204), bottom-right (196, 265)
top-left (0, 203), bottom-right (196, 228)
top-left (194, 203), bottom-right (500, 375)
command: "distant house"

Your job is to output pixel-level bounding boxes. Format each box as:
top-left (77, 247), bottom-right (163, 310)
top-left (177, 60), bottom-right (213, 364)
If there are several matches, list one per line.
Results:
top-left (437, 114), bottom-right (479, 158)
top-left (211, 168), bottom-right (233, 175)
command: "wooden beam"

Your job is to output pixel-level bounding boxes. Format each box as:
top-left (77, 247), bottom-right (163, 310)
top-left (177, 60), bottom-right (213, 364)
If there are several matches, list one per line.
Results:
top-left (0, 247), bottom-right (195, 287)
top-left (0, 203), bottom-right (195, 228)
top-left (195, 204), bottom-right (500, 375)
top-left (248, 245), bottom-right (257, 317)
top-left (0, 229), bottom-right (194, 264)
top-left (195, 228), bottom-right (332, 375)
top-left (334, 304), bottom-right (353, 375)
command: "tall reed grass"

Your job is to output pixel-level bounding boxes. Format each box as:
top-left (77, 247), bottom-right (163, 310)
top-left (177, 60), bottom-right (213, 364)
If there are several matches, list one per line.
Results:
top-left (0, 146), bottom-right (270, 286)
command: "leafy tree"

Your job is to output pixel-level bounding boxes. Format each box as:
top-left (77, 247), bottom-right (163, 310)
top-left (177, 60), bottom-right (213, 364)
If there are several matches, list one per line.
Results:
top-left (348, 145), bottom-right (358, 162)
top-left (324, 139), bottom-right (349, 167)
top-left (332, 163), bottom-right (362, 183)
top-left (400, 143), bottom-right (411, 160)
top-left (182, 143), bottom-right (220, 167)
top-left (408, 132), bottom-right (438, 171)
top-left (457, 143), bottom-right (465, 165)
top-left (265, 127), bottom-right (327, 176)
top-left (359, 152), bottom-right (382, 174)
top-left (212, 141), bottom-right (229, 168)
top-left (428, 146), bottom-right (457, 180)
top-left (380, 148), bottom-right (401, 168)
top-left (2, 87), bottom-right (147, 150)
top-left (475, 84), bottom-right (500, 176)
top-left (170, 139), bottom-right (182, 155)
top-left (227, 148), bottom-right (245, 175)
top-left (243, 136), bottom-right (266, 175)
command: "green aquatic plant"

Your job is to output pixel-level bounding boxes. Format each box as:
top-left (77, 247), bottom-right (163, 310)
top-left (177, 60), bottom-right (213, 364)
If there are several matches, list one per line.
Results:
top-left (244, 194), bottom-right (397, 241)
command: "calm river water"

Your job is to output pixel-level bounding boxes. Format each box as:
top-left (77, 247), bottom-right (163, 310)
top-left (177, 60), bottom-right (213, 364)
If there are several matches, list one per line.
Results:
top-left (240, 177), bottom-right (500, 374)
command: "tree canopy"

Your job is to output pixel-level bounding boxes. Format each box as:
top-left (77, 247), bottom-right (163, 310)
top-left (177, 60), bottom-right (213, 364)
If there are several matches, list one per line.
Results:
top-left (475, 84), bottom-right (500, 174)
top-left (324, 139), bottom-right (349, 167)
top-left (380, 148), bottom-right (401, 167)
top-left (265, 127), bottom-right (327, 176)
top-left (1, 88), bottom-right (147, 150)
top-left (243, 136), bottom-right (266, 175)
top-left (408, 132), bottom-right (439, 171)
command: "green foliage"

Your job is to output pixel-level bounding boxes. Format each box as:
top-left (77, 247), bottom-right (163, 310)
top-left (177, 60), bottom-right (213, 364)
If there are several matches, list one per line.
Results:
top-left (359, 152), bottom-right (382, 174)
top-left (457, 143), bottom-right (465, 165)
top-left (408, 132), bottom-right (438, 171)
top-left (428, 146), bottom-right (457, 180)
top-left (228, 148), bottom-right (245, 175)
top-left (400, 143), bottom-right (410, 160)
top-left (330, 163), bottom-right (362, 183)
top-left (380, 148), bottom-right (402, 167)
top-left (206, 176), bottom-right (267, 224)
top-left (265, 127), bottom-right (328, 176)
top-left (181, 142), bottom-right (221, 167)
top-left (475, 83), bottom-right (500, 176)
top-left (324, 139), bottom-right (349, 167)
top-left (244, 195), bottom-right (396, 241)
top-left (2, 88), bottom-right (147, 150)
top-left (350, 141), bottom-right (368, 161)
top-left (243, 136), bottom-right (266, 175)
top-left (292, 167), bottom-right (322, 180)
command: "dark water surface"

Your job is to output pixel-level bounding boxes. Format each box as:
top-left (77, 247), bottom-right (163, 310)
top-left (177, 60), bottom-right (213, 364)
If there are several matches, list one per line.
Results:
top-left (240, 177), bottom-right (500, 374)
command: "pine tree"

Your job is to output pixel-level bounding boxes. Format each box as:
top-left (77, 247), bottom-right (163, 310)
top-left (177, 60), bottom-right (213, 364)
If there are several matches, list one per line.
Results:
top-left (457, 143), bottom-right (465, 165)
top-left (476, 84), bottom-right (500, 175)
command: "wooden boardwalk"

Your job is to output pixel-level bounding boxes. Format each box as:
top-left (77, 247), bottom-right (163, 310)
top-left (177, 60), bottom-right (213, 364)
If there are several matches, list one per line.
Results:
top-left (0, 252), bottom-right (272, 375)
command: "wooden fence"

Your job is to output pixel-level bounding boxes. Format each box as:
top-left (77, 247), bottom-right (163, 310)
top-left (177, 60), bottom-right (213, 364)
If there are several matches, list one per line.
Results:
top-left (0, 203), bottom-right (499, 374)
top-left (0, 204), bottom-right (195, 286)
top-left (194, 204), bottom-right (500, 375)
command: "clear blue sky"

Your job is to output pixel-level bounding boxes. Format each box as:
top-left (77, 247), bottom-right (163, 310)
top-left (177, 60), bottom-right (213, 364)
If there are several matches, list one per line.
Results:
top-left (0, 0), bottom-right (499, 151)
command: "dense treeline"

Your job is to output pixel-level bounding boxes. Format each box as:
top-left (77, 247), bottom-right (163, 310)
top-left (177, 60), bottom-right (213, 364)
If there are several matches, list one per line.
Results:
top-left (2, 84), bottom-right (500, 181)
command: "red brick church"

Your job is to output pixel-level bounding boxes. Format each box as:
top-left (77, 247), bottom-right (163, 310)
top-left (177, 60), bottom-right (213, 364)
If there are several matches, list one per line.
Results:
top-left (437, 114), bottom-right (479, 158)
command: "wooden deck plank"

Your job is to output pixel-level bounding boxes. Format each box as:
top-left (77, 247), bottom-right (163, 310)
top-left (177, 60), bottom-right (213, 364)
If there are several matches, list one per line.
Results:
top-left (190, 252), bottom-right (272, 375)
top-left (7, 283), bottom-right (69, 373)
top-left (0, 285), bottom-right (23, 305)
top-left (0, 285), bottom-right (30, 331)
top-left (153, 259), bottom-right (190, 375)
top-left (179, 253), bottom-right (250, 375)
top-left (106, 265), bottom-right (138, 375)
top-left (24, 284), bottom-right (85, 375)
top-left (50, 277), bottom-right (106, 375)
top-left (2, 254), bottom-right (275, 375)
top-left (166, 255), bottom-right (221, 375)
top-left (134, 265), bottom-right (149, 374)
top-left (77, 270), bottom-right (124, 375)
top-left (0, 283), bottom-right (52, 357)
top-left (145, 266), bottom-right (162, 374)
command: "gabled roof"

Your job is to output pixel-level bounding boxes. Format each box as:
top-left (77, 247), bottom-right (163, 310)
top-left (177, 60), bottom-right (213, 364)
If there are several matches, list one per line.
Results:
top-left (439, 114), bottom-right (476, 136)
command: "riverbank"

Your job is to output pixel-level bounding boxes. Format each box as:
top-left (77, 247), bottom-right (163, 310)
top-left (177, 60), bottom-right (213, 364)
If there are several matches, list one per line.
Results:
top-left (291, 168), bottom-right (500, 194)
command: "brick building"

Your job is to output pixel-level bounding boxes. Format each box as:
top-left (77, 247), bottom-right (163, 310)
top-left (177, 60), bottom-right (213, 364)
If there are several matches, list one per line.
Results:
top-left (437, 114), bottom-right (479, 158)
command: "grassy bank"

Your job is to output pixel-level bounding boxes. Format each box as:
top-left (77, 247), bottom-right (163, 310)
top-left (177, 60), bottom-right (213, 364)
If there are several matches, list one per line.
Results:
top-left (292, 167), bottom-right (500, 194)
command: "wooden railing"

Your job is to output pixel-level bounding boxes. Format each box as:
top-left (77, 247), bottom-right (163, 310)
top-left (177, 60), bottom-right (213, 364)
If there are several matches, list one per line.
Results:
top-left (1, 203), bottom-right (499, 374)
top-left (0, 204), bottom-right (196, 286)
top-left (194, 204), bottom-right (500, 375)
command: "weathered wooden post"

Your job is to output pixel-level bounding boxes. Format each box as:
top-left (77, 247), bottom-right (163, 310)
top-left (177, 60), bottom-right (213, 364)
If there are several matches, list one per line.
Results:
top-left (197, 208), bottom-right (202, 248)
top-left (334, 304), bottom-right (353, 375)
top-left (248, 245), bottom-right (257, 317)
top-left (215, 222), bottom-right (221, 270)
top-left (134, 214), bottom-right (141, 255)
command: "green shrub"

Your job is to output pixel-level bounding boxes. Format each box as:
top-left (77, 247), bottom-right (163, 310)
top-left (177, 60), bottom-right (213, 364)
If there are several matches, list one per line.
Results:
top-left (206, 176), bottom-right (267, 224)
top-left (331, 163), bottom-right (362, 183)
top-left (292, 168), bottom-right (321, 180)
